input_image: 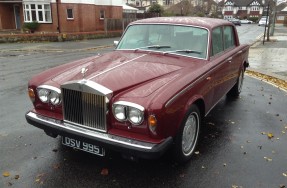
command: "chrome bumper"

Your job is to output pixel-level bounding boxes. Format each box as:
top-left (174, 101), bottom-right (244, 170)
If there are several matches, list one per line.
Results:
top-left (25, 111), bottom-right (172, 159)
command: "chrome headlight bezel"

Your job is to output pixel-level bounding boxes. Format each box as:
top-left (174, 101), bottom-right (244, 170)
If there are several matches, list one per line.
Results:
top-left (37, 85), bottom-right (61, 105)
top-left (128, 107), bottom-right (144, 125)
top-left (113, 104), bottom-right (127, 121)
top-left (112, 101), bottom-right (144, 125)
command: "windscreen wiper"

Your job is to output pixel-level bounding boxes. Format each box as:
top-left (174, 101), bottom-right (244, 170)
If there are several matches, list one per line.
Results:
top-left (135, 45), bottom-right (171, 51)
top-left (164, 49), bottom-right (202, 55)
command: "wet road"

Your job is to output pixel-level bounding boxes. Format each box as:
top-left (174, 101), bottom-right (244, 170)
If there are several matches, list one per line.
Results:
top-left (1, 24), bottom-right (287, 187)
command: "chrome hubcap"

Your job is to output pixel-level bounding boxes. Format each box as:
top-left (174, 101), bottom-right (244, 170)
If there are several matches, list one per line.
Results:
top-left (182, 112), bottom-right (199, 156)
top-left (238, 70), bottom-right (244, 92)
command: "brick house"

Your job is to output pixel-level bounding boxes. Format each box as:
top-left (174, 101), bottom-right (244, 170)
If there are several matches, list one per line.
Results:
top-left (220, 0), bottom-right (266, 20)
top-left (0, 0), bottom-right (123, 32)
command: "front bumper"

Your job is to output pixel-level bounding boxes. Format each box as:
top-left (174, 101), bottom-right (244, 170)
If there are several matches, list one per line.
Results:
top-left (25, 111), bottom-right (172, 159)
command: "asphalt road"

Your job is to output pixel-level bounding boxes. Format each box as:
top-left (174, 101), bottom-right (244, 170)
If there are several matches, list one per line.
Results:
top-left (1, 24), bottom-right (287, 187)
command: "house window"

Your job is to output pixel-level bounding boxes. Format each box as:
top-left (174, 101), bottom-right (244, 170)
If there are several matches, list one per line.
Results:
top-left (100, 10), bottom-right (105, 20)
top-left (23, 3), bottom-right (52, 23)
top-left (225, 6), bottom-right (233, 11)
top-left (67, 9), bottom-right (74, 19)
top-left (251, 6), bottom-right (259, 11)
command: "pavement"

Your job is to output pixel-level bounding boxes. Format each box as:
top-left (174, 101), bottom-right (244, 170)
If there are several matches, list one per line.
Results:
top-left (247, 24), bottom-right (287, 88)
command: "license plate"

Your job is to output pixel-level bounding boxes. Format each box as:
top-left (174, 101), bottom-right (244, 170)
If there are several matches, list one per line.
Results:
top-left (62, 136), bottom-right (105, 156)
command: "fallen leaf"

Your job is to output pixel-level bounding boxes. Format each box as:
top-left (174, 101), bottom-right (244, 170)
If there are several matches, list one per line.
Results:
top-left (101, 168), bottom-right (109, 176)
top-left (258, 145), bottom-right (262, 149)
top-left (14, 175), bottom-right (20, 179)
top-left (52, 149), bottom-right (58, 152)
top-left (2, 172), bottom-right (10, 177)
top-left (53, 164), bottom-right (60, 169)
top-left (179, 173), bottom-right (185, 178)
top-left (267, 133), bottom-right (274, 139)
top-left (264, 157), bottom-right (272, 162)
top-left (35, 178), bottom-right (41, 183)
top-left (35, 173), bottom-right (46, 184)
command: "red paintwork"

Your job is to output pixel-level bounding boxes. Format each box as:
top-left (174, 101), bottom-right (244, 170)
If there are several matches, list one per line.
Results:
top-left (28, 17), bottom-right (249, 144)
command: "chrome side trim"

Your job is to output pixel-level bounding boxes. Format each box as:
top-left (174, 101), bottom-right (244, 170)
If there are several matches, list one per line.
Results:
top-left (27, 112), bottom-right (155, 150)
top-left (88, 54), bottom-right (147, 80)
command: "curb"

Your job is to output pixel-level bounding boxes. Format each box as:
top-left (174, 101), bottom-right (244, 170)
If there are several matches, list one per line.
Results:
top-left (246, 69), bottom-right (287, 92)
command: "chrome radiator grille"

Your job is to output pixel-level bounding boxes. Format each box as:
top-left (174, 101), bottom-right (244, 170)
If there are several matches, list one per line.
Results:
top-left (62, 88), bottom-right (107, 132)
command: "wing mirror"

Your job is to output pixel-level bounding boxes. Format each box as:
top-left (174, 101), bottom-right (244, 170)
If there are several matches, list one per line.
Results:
top-left (114, 41), bottom-right (119, 47)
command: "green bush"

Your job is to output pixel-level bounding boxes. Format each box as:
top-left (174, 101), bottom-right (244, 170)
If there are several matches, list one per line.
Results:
top-left (22, 21), bottom-right (40, 32)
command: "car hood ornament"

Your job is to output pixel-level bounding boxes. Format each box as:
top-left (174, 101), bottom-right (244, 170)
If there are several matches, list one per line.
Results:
top-left (81, 67), bottom-right (88, 79)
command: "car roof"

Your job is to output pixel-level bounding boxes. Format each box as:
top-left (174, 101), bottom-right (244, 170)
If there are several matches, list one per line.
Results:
top-left (131, 17), bottom-right (233, 30)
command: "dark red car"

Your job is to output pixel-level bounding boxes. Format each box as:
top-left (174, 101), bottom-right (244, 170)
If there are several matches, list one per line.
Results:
top-left (26, 17), bottom-right (249, 163)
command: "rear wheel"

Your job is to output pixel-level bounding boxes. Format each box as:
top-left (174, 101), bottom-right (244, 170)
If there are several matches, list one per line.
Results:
top-left (173, 105), bottom-right (201, 163)
top-left (227, 68), bottom-right (244, 97)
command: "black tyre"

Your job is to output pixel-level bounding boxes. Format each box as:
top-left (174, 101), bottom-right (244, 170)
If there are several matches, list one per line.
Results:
top-left (227, 68), bottom-right (244, 97)
top-left (173, 104), bottom-right (201, 163)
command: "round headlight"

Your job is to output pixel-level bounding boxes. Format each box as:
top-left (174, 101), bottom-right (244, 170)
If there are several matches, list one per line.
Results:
top-left (113, 105), bottom-right (126, 121)
top-left (38, 89), bottom-right (50, 103)
top-left (50, 91), bottom-right (61, 105)
top-left (128, 107), bottom-right (144, 125)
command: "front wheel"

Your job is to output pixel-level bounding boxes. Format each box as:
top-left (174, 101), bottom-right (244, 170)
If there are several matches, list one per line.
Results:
top-left (173, 105), bottom-right (201, 163)
top-left (227, 68), bottom-right (245, 97)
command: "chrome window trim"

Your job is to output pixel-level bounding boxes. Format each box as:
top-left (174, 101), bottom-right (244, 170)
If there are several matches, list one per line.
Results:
top-left (27, 111), bottom-right (156, 150)
top-left (115, 23), bottom-right (210, 60)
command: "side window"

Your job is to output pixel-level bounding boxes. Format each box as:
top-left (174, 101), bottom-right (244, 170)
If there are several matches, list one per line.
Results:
top-left (212, 27), bottom-right (223, 56)
top-left (224, 26), bottom-right (235, 50)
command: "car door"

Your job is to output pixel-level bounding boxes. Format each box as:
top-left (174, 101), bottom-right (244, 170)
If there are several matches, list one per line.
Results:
top-left (221, 25), bottom-right (241, 93)
top-left (208, 26), bottom-right (232, 105)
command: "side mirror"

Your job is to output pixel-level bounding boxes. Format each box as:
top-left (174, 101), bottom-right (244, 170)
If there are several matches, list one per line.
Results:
top-left (114, 41), bottom-right (119, 46)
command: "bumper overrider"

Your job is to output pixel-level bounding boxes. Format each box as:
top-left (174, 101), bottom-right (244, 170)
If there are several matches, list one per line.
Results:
top-left (25, 111), bottom-right (173, 159)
